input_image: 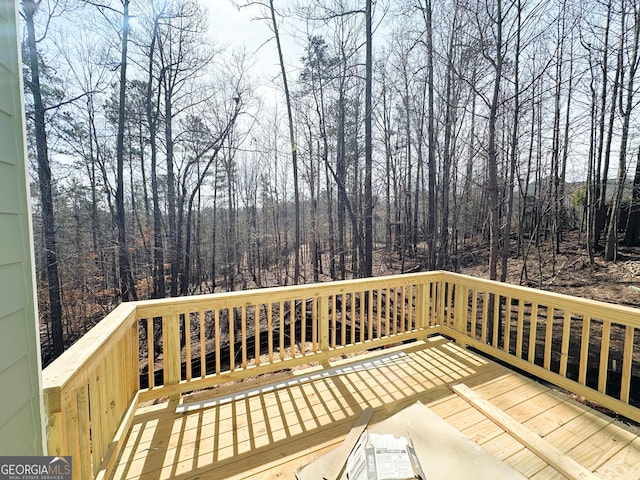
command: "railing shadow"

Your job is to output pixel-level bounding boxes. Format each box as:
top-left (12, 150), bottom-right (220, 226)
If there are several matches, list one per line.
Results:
top-left (114, 338), bottom-right (500, 479)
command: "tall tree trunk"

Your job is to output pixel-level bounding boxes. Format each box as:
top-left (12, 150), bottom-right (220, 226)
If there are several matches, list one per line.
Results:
top-left (501, 0), bottom-right (521, 283)
top-left (115, 0), bottom-right (137, 301)
top-left (463, 118), bottom-right (475, 247)
top-left (586, 55), bottom-right (598, 264)
top-left (360, 0), bottom-right (373, 278)
top-left (487, 0), bottom-right (503, 282)
top-left (145, 10), bottom-right (165, 299)
top-left (337, 85), bottom-right (346, 279)
top-left (624, 146), bottom-right (640, 245)
top-left (559, 35), bottom-right (575, 252)
top-left (269, 0), bottom-right (300, 284)
top-left (605, 2), bottom-right (640, 261)
top-left (594, 0), bottom-right (615, 250)
top-left (421, 0), bottom-right (437, 270)
top-left (165, 84), bottom-right (178, 296)
top-left (23, 0), bottom-right (64, 356)
top-left (440, 6), bottom-right (460, 269)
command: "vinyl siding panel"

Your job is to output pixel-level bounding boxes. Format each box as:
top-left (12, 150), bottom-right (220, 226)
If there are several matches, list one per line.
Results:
top-left (0, 403), bottom-right (41, 455)
top-left (0, 163), bottom-right (20, 213)
top-left (0, 214), bottom-right (24, 264)
top-left (0, 262), bottom-right (27, 319)
top-left (0, 0), bottom-right (45, 456)
top-left (0, 111), bottom-right (18, 166)
top-left (0, 356), bottom-right (34, 429)
top-left (0, 310), bottom-right (30, 373)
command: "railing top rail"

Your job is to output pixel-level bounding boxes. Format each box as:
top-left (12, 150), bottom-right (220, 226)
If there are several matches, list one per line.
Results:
top-left (132, 271), bottom-right (443, 318)
top-left (42, 303), bottom-right (137, 393)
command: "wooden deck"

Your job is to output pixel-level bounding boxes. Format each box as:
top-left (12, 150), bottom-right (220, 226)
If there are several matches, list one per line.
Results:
top-left (111, 336), bottom-right (640, 480)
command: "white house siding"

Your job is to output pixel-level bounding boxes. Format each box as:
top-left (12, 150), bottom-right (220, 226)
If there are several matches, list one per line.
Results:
top-left (0, 0), bottom-right (46, 456)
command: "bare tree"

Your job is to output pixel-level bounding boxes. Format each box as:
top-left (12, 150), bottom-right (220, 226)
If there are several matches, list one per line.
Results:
top-left (22, 0), bottom-right (65, 355)
top-left (605, 0), bottom-right (640, 261)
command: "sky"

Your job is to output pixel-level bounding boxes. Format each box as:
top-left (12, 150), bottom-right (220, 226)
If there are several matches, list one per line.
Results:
top-left (207, 0), bottom-right (303, 102)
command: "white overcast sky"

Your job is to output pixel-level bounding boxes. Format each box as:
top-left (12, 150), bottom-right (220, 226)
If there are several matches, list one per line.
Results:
top-left (208, 0), bottom-right (303, 99)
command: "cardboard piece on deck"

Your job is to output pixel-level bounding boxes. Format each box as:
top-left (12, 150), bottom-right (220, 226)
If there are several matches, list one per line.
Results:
top-left (296, 401), bottom-right (526, 480)
top-left (322, 406), bottom-right (374, 480)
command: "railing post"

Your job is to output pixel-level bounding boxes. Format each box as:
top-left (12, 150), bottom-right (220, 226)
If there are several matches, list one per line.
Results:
top-left (164, 313), bottom-right (181, 400)
top-left (319, 296), bottom-right (330, 352)
top-left (454, 284), bottom-right (468, 346)
top-left (415, 281), bottom-right (427, 331)
top-left (44, 389), bottom-right (66, 457)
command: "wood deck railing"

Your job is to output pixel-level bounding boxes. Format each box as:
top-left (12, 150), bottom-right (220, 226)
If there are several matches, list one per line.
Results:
top-left (41, 271), bottom-right (640, 479)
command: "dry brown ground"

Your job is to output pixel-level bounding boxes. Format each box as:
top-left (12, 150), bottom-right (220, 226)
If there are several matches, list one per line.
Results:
top-left (457, 232), bottom-right (640, 309)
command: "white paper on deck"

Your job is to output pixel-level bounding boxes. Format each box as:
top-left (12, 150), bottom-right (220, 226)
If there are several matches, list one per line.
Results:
top-left (368, 433), bottom-right (414, 480)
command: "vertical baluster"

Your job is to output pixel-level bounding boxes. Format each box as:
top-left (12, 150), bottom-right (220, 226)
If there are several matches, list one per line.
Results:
top-left (146, 317), bottom-right (154, 389)
top-left (528, 304), bottom-right (539, 363)
top-left (341, 294), bottom-right (347, 345)
top-left (544, 307), bottom-right (553, 370)
top-left (598, 320), bottom-right (611, 393)
top-left (492, 294), bottom-right (500, 347)
top-left (392, 288), bottom-right (398, 335)
top-left (400, 286), bottom-right (407, 333)
top-left (457, 284), bottom-right (464, 330)
top-left (268, 303), bottom-right (274, 363)
top-left (470, 288), bottom-right (478, 340)
top-left (516, 300), bottom-right (525, 359)
top-left (98, 361), bottom-right (110, 464)
top-left (89, 367), bottom-right (103, 473)
top-left (199, 310), bottom-right (206, 378)
top-left (255, 304), bottom-right (261, 366)
top-left (376, 289), bottom-right (382, 339)
top-left (559, 311), bottom-right (571, 377)
top-left (77, 385), bottom-right (92, 479)
top-left (312, 297), bottom-right (318, 352)
top-left (620, 325), bottom-right (634, 403)
top-left (446, 283), bottom-right (454, 328)
top-left (64, 390), bottom-right (80, 480)
top-left (503, 296), bottom-right (512, 354)
top-left (279, 301), bottom-right (285, 361)
top-left (331, 295), bottom-right (337, 348)
top-left (241, 306), bottom-right (247, 369)
top-left (319, 296), bottom-right (329, 352)
top-left (481, 292), bottom-right (489, 343)
top-left (429, 283), bottom-right (436, 326)
top-left (385, 289), bottom-right (391, 336)
top-left (360, 289), bottom-right (366, 341)
top-left (301, 298), bottom-right (307, 355)
top-left (351, 292), bottom-right (356, 344)
top-left (578, 315), bottom-right (591, 385)
top-left (215, 309), bottom-right (221, 375)
top-left (105, 350), bottom-right (118, 436)
top-left (290, 300), bottom-right (296, 358)
top-left (185, 313), bottom-right (192, 381)
top-left (229, 308), bottom-right (235, 372)
top-left (438, 281), bottom-right (446, 326)
top-left (368, 290), bottom-right (374, 339)
top-left (131, 322), bottom-right (139, 393)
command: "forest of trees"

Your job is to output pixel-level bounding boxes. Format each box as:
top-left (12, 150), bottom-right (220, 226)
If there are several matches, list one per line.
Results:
top-left (20, 0), bottom-right (640, 365)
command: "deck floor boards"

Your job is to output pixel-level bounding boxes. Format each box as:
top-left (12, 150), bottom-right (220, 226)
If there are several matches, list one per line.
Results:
top-left (111, 336), bottom-right (640, 479)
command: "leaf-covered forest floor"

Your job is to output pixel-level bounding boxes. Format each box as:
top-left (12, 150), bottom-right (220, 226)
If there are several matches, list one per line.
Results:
top-left (456, 230), bottom-right (640, 309)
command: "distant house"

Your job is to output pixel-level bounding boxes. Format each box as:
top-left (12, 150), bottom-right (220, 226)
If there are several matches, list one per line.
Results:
top-left (0, 0), bottom-right (46, 456)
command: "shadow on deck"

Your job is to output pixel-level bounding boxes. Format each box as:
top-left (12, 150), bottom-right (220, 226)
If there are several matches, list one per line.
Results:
top-left (112, 336), bottom-right (640, 480)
